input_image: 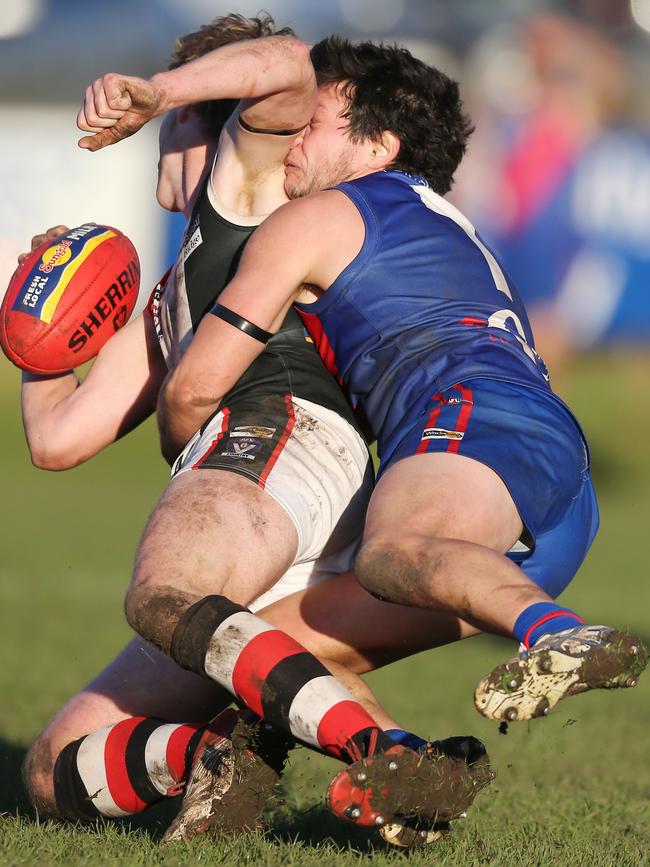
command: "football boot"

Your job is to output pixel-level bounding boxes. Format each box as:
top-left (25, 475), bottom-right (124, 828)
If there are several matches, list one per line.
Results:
top-left (377, 735), bottom-right (489, 849)
top-left (163, 708), bottom-right (291, 841)
top-left (474, 625), bottom-right (647, 721)
top-left (326, 735), bottom-right (493, 839)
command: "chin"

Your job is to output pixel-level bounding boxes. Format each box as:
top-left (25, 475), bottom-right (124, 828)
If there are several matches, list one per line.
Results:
top-left (284, 180), bottom-right (303, 200)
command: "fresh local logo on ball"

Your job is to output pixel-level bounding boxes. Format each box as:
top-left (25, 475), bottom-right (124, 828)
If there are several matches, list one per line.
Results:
top-left (39, 241), bottom-right (73, 273)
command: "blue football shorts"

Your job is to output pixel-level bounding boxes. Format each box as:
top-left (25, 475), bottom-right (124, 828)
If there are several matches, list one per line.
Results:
top-left (382, 378), bottom-right (600, 598)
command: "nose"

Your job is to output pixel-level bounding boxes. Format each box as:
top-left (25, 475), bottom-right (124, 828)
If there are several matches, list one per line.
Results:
top-left (290, 127), bottom-right (307, 150)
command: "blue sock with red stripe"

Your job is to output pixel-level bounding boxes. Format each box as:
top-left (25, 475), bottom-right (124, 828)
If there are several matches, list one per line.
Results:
top-left (513, 602), bottom-right (585, 649)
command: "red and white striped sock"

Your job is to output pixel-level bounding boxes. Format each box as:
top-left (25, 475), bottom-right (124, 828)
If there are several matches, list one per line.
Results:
top-left (171, 595), bottom-right (396, 762)
top-left (53, 715), bottom-right (204, 820)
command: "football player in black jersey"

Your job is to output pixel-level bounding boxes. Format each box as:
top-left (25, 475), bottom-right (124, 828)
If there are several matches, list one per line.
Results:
top-left (20, 17), bottom-right (491, 845)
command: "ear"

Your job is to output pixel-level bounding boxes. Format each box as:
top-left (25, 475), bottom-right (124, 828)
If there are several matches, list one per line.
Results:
top-left (367, 131), bottom-right (401, 170)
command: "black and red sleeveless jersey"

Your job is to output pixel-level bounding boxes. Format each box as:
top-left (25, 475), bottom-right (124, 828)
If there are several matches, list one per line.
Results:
top-left (153, 173), bottom-right (358, 426)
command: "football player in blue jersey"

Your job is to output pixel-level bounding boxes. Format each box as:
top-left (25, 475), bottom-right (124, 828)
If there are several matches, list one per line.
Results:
top-left (137, 36), bottom-right (646, 732)
top-left (69, 29), bottom-right (646, 835)
top-left (20, 19), bottom-right (492, 848)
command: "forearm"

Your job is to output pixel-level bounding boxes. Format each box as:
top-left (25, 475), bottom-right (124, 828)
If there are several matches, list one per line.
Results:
top-left (21, 368), bottom-right (152, 471)
top-left (151, 36), bottom-right (313, 113)
top-left (156, 373), bottom-right (220, 465)
top-left (20, 313), bottom-right (164, 470)
top-left (21, 371), bottom-right (81, 468)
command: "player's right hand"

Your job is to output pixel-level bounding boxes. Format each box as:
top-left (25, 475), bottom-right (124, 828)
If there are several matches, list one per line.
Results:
top-left (77, 73), bottom-right (164, 152)
top-left (17, 225), bottom-right (70, 264)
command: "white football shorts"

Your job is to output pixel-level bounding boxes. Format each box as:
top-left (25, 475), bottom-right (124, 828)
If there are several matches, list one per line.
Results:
top-left (171, 395), bottom-right (373, 608)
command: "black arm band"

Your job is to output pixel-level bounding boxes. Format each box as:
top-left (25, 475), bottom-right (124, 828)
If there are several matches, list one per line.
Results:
top-left (211, 303), bottom-right (273, 344)
top-left (238, 116), bottom-right (306, 136)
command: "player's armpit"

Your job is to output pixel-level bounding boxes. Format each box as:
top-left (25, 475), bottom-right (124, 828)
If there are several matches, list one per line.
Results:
top-left (212, 116), bottom-right (306, 205)
top-left (182, 38), bottom-right (315, 210)
top-left (21, 312), bottom-right (166, 470)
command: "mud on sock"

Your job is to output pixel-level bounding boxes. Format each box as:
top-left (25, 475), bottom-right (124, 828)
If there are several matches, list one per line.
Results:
top-left (171, 594), bottom-right (397, 763)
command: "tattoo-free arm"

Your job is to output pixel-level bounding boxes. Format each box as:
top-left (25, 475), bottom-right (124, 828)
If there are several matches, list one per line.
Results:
top-left (156, 190), bottom-right (364, 462)
top-left (22, 312), bottom-right (167, 470)
top-left (78, 36), bottom-right (315, 151)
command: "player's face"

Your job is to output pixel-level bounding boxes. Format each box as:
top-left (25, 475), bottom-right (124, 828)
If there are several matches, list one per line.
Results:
top-left (284, 83), bottom-right (375, 199)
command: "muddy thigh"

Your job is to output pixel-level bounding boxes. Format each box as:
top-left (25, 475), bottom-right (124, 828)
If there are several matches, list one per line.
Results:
top-left (131, 469), bottom-right (299, 605)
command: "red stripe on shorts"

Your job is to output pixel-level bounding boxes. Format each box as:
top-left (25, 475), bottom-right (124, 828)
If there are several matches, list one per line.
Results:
top-left (104, 717), bottom-right (148, 813)
top-left (165, 723), bottom-right (202, 783)
top-left (231, 629), bottom-right (305, 716)
top-left (316, 701), bottom-right (381, 760)
top-left (258, 394), bottom-right (296, 489)
top-left (193, 407), bottom-right (231, 469)
top-left (447, 384), bottom-right (474, 454)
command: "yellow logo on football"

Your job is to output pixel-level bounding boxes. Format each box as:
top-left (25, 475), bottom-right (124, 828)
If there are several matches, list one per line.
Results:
top-left (39, 240), bottom-right (73, 273)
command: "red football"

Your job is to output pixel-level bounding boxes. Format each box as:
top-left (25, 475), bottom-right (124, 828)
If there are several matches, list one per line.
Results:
top-left (0, 223), bottom-right (140, 374)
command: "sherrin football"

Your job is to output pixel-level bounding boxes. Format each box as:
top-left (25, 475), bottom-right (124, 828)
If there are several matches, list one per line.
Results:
top-left (0, 223), bottom-right (140, 374)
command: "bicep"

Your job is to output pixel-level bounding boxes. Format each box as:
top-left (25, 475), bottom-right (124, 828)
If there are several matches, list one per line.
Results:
top-left (168, 194), bottom-right (353, 407)
top-left (238, 39), bottom-right (316, 133)
top-left (218, 190), bottom-right (361, 321)
top-left (166, 250), bottom-right (300, 408)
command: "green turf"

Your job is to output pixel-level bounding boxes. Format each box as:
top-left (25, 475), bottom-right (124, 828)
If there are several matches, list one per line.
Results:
top-left (1, 354), bottom-right (648, 865)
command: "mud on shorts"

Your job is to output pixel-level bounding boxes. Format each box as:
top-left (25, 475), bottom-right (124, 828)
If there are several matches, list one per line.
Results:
top-left (383, 378), bottom-right (600, 598)
top-left (171, 393), bottom-right (374, 611)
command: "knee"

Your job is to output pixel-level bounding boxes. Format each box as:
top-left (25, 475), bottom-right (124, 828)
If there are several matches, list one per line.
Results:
top-left (22, 735), bottom-right (62, 819)
top-left (124, 579), bottom-right (196, 655)
top-left (355, 539), bottom-right (444, 607)
top-left (123, 580), bottom-right (144, 637)
top-left (355, 540), bottom-right (418, 605)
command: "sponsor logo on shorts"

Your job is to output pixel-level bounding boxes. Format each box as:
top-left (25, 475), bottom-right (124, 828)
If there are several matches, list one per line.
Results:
top-left (221, 437), bottom-right (262, 460)
top-left (230, 426), bottom-right (276, 439)
top-left (444, 396), bottom-right (473, 405)
top-left (421, 427), bottom-right (464, 441)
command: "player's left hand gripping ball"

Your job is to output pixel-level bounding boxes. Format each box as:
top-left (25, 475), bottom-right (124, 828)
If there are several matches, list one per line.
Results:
top-left (0, 223), bottom-right (140, 374)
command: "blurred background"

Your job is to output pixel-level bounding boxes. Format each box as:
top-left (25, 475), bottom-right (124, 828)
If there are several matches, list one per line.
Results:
top-left (1, 3), bottom-right (649, 861)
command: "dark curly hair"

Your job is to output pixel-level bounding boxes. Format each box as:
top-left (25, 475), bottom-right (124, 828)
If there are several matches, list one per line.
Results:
top-left (310, 36), bottom-right (473, 195)
top-left (168, 13), bottom-right (296, 139)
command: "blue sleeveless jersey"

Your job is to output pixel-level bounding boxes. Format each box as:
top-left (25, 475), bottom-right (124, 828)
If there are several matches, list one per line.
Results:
top-left (295, 170), bottom-right (556, 454)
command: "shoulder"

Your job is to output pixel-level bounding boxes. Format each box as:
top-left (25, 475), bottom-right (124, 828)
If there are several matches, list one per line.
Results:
top-left (259, 189), bottom-right (362, 236)
top-left (238, 189), bottom-right (366, 288)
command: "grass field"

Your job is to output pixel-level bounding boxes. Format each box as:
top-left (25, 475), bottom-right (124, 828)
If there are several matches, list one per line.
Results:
top-left (1, 354), bottom-right (649, 865)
